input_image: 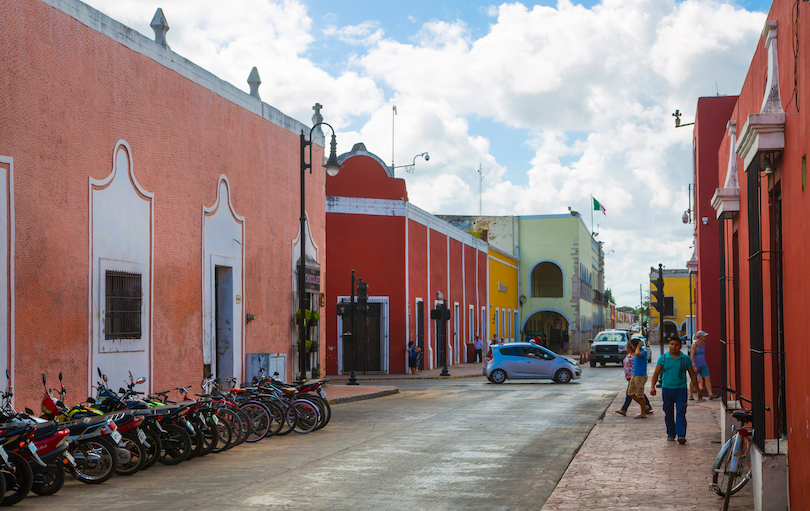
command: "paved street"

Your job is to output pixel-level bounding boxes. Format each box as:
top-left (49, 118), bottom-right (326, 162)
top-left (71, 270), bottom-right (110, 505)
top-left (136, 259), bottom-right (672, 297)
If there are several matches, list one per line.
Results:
top-left (12, 366), bottom-right (624, 511)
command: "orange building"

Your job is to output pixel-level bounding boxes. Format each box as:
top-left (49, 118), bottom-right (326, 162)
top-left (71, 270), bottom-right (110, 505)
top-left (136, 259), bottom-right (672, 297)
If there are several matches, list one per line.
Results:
top-left (0, 0), bottom-right (328, 407)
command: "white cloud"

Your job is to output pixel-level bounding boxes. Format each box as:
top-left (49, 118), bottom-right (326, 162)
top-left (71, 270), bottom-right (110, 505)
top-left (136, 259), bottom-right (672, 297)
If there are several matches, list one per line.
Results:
top-left (80, 0), bottom-right (767, 305)
top-left (324, 21), bottom-right (385, 46)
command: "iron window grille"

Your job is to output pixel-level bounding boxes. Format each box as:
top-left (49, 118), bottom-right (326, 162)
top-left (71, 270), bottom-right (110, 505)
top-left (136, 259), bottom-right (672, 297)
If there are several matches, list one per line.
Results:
top-left (105, 271), bottom-right (142, 340)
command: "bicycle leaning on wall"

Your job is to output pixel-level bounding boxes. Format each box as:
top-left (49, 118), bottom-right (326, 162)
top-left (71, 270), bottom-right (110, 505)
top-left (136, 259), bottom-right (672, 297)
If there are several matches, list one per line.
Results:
top-left (710, 400), bottom-right (754, 511)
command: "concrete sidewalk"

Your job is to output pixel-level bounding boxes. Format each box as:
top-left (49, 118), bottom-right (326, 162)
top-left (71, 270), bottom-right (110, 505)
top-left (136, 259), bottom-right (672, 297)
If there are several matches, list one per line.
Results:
top-left (327, 361), bottom-right (485, 381)
top-left (541, 391), bottom-right (754, 511)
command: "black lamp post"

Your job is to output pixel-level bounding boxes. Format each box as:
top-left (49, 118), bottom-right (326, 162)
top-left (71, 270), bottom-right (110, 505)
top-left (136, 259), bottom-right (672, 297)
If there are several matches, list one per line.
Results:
top-left (298, 123), bottom-right (341, 381)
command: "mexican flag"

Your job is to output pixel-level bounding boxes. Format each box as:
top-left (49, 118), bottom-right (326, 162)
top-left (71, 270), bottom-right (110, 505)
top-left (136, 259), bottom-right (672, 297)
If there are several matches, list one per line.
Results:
top-left (593, 197), bottom-right (606, 216)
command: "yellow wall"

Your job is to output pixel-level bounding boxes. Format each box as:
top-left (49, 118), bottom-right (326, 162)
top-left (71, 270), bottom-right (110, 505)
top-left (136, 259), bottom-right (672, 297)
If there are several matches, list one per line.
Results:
top-left (648, 270), bottom-right (694, 337)
top-left (488, 248), bottom-right (519, 341)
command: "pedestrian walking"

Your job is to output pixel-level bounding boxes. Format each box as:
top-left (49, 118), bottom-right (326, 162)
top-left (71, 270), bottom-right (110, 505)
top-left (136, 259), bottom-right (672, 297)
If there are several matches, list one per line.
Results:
top-left (491, 333), bottom-right (499, 345)
top-left (407, 341), bottom-right (422, 375)
top-left (625, 338), bottom-right (650, 418)
top-left (616, 340), bottom-right (652, 417)
top-left (689, 330), bottom-right (718, 400)
top-left (561, 331), bottom-right (569, 353)
top-left (473, 335), bottom-right (483, 363)
top-left (540, 333), bottom-right (548, 348)
top-left (649, 337), bottom-right (703, 444)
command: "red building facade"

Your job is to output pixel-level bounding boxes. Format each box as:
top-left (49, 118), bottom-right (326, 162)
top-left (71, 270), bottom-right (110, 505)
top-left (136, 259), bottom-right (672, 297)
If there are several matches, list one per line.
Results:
top-left (694, 2), bottom-right (810, 506)
top-left (690, 96), bottom-right (737, 389)
top-left (325, 144), bottom-right (488, 375)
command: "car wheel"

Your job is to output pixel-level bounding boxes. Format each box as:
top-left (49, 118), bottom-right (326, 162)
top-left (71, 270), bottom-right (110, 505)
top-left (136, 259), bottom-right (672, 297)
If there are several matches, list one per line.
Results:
top-left (489, 369), bottom-right (507, 384)
top-left (554, 369), bottom-right (573, 384)
top-left (590, 360), bottom-right (596, 368)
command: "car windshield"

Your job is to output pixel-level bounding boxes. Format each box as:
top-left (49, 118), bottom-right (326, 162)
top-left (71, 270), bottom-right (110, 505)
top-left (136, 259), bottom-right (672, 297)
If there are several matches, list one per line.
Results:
top-left (594, 333), bottom-right (626, 343)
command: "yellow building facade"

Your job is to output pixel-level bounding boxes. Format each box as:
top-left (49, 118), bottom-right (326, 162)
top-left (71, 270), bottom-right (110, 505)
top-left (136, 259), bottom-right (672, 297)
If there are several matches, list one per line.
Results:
top-left (648, 268), bottom-right (695, 342)
top-left (488, 246), bottom-right (520, 343)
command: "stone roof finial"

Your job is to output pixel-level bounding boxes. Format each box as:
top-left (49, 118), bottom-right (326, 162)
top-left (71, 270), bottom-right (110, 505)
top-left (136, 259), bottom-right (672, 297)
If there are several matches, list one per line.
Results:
top-left (247, 67), bottom-right (261, 100)
top-left (150, 8), bottom-right (170, 49)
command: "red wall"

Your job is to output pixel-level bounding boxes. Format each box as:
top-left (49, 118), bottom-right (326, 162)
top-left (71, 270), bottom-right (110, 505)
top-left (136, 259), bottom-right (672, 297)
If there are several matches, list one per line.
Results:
top-left (693, 95), bottom-right (737, 387)
top-left (324, 212), bottom-right (406, 374)
top-left (712, 0), bottom-right (810, 501)
top-left (327, 153), bottom-right (407, 201)
top-left (326, 151), bottom-right (488, 373)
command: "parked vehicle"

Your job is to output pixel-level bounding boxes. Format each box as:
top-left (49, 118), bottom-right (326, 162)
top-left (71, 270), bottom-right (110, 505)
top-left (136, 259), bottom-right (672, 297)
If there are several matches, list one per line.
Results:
top-left (588, 330), bottom-right (629, 367)
top-left (483, 342), bottom-right (581, 384)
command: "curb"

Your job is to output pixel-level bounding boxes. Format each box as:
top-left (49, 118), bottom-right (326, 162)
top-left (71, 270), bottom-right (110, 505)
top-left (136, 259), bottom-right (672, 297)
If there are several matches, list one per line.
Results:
top-left (328, 373), bottom-right (482, 381)
top-left (328, 389), bottom-right (400, 405)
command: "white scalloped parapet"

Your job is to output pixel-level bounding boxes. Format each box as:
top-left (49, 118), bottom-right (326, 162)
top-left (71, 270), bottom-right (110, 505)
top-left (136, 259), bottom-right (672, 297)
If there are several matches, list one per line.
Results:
top-left (761, 21), bottom-right (782, 114)
top-left (712, 120), bottom-right (741, 218)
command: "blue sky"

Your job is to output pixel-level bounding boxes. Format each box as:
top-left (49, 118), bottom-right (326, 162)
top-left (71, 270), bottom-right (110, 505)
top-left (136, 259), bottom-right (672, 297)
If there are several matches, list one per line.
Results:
top-left (86, 0), bottom-right (774, 306)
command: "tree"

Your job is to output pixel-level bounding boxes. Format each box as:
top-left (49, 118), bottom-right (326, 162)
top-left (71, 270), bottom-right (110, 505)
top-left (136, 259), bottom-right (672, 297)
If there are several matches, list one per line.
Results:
top-left (605, 288), bottom-right (615, 304)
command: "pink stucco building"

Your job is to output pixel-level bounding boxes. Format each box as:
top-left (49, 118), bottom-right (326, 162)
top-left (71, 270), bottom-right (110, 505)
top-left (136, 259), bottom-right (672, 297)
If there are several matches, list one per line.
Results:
top-left (0, 0), bottom-right (328, 407)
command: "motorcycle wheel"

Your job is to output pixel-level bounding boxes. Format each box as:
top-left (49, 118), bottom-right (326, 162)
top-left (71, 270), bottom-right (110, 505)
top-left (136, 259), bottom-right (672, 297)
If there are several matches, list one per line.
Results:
top-left (185, 420), bottom-right (204, 461)
top-left (210, 416), bottom-right (234, 454)
top-left (30, 462), bottom-right (65, 496)
top-left (157, 424), bottom-right (191, 465)
top-left (1, 451), bottom-right (29, 505)
top-left (140, 424), bottom-right (162, 470)
top-left (68, 437), bottom-right (118, 484)
top-left (116, 432), bottom-right (146, 476)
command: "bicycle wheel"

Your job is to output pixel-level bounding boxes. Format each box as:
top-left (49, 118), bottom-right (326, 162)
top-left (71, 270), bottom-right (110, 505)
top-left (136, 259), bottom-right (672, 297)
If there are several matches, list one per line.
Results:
top-left (712, 435), bottom-right (752, 497)
top-left (292, 399), bottom-right (320, 434)
top-left (240, 402), bottom-right (271, 442)
top-left (275, 401), bottom-right (298, 436)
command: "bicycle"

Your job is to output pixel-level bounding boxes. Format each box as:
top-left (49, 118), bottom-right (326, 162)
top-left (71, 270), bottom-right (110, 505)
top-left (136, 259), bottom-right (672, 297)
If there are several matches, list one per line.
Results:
top-left (710, 408), bottom-right (753, 511)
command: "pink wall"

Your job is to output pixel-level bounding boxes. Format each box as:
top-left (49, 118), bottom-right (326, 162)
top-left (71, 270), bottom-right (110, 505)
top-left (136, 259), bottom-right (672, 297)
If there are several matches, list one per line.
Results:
top-left (0, 0), bottom-right (325, 406)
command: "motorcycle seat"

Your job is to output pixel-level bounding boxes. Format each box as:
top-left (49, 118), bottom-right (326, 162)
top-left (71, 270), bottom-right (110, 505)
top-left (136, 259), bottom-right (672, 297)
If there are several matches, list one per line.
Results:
top-left (32, 421), bottom-right (58, 440)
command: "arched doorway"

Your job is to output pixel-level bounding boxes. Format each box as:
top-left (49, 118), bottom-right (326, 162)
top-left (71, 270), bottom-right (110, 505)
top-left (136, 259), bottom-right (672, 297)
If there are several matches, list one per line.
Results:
top-left (523, 310), bottom-right (570, 353)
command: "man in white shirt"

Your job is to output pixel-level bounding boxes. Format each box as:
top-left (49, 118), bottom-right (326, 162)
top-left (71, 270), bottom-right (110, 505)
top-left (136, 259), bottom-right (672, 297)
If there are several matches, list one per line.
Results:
top-left (473, 335), bottom-right (483, 362)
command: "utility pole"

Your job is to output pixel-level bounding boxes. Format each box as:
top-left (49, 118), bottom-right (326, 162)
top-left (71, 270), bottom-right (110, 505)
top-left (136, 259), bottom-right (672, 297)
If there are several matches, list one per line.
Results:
top-left (478, 162), bottom-right (483, 215)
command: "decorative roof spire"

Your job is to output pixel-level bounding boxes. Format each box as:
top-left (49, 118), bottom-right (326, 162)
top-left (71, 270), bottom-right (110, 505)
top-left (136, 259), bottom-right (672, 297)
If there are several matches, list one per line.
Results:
top-left (150, 8), bottom-right (170, 49)
top-left (247, 67), bottom-right (261, 100)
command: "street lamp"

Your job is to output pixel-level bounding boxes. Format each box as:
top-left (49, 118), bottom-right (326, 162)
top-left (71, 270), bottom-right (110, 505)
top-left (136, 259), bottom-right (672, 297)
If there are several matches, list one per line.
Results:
top-left (390, 152), bottom-right (430, 176)
top-left (298, 122), bottom-right (341, 381)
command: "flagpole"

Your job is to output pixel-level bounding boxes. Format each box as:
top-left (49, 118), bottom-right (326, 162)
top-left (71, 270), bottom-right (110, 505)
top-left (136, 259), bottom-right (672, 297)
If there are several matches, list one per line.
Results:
top-left (590, 195), bottom-right (594, 236)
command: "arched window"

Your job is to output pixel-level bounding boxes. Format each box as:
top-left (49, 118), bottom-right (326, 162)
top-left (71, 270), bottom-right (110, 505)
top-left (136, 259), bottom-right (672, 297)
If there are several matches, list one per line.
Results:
top-left (531, 262), bottom-right (564, 297)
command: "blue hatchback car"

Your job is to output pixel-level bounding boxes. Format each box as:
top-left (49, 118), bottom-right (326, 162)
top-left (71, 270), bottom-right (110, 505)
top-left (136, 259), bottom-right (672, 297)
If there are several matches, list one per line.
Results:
top-left (483, 342), bottom-right (581, 384)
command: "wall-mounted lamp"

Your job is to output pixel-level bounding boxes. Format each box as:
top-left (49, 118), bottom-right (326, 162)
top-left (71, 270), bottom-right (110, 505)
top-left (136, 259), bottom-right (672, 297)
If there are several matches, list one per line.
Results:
top-left (760, 150), bottom-right (781, 175)
top-left (519, 295), bottom-right (527, 305)
top-left (246, 313), bottom-right (256, 323)
top-left (702, 217), bottom-right (709, 225)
